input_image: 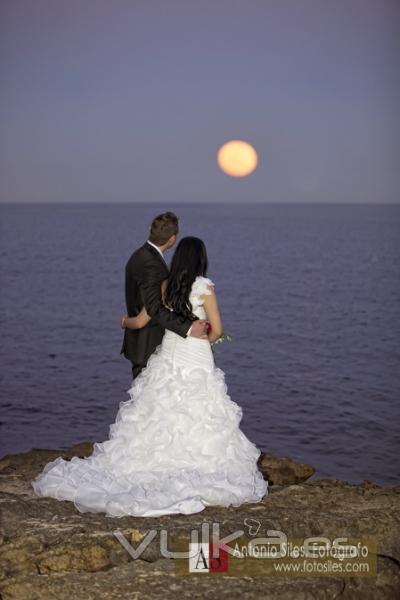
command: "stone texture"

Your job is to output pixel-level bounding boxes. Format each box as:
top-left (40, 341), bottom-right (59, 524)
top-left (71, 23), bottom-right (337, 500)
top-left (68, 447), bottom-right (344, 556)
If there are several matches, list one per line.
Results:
top-left (257, 452), bottom-right (315, 485)
top-left (0, 442), bottom-right (399, 599)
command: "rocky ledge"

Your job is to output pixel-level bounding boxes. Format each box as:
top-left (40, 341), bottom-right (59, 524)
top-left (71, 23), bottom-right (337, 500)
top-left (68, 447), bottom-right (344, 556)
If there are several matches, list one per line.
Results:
top-left (0, 442), bottom-right (399, 599)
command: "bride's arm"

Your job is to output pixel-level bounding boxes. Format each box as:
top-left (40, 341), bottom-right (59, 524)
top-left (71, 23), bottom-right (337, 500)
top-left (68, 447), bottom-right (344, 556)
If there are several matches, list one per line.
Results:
top-left (120, 280), bottom-right (168, 330)
top-left (121, 306), bottom-right (151, 329)
top-left (202, 285), bottom-right (223, 343)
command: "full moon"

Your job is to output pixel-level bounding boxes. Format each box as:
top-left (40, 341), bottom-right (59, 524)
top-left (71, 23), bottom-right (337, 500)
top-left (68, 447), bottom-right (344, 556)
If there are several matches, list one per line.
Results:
top-left (217, 140), bottom-right (258, 177)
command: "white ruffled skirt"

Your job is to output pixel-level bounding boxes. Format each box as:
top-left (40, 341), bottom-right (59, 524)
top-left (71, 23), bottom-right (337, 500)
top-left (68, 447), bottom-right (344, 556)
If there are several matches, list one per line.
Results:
top-left (31, 331), bottom-right (268, 517)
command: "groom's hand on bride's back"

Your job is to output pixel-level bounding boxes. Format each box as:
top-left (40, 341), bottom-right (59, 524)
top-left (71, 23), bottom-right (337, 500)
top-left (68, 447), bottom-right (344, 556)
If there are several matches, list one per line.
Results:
top-left (188, 319), bottom-right (209, 339)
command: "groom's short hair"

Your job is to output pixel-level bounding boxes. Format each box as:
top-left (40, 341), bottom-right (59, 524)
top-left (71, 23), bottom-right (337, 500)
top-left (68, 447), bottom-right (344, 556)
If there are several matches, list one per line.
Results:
top-left (149, 212), bottom-right (179, 245)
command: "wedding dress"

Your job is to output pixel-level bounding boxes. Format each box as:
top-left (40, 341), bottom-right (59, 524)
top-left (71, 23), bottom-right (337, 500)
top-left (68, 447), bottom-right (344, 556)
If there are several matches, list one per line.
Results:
top-left (31, 276), bottom-right (268, 517)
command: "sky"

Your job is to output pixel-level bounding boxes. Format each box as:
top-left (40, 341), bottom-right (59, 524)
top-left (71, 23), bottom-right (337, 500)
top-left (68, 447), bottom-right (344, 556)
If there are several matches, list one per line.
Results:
top-left (0, 0), bottom-right (399, 204)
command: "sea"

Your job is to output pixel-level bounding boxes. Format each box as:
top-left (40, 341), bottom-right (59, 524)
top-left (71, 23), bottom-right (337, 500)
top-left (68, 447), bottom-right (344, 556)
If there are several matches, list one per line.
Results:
top-left (0, 202), bottom-right (399, 485)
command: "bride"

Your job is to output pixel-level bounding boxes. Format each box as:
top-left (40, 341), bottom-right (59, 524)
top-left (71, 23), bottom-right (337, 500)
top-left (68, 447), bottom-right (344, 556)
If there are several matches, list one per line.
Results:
top-left (32, 236), bottom-right (268, 517)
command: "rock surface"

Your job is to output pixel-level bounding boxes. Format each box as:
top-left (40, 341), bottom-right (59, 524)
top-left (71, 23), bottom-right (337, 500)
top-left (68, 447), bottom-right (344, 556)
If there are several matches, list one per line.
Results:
top-left (0, 442), bottom-right (399, 599)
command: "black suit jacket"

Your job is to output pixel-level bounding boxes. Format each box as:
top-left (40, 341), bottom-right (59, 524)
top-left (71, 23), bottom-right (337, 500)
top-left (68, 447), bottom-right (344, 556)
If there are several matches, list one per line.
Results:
top-left (120, 242), bottom-right (193, 368)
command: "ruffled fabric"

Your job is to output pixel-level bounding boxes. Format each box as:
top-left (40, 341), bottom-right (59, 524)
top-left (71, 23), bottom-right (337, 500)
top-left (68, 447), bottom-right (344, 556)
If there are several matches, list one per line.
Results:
top-left (189, 275), bottom-right (215, 310)
top-left (31, 276), bottom-right (268, 517)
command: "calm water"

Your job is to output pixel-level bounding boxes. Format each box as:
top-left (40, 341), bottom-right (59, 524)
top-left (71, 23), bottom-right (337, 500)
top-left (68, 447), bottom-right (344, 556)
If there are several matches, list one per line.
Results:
top-left (0, 202), bottom-right (399, 485)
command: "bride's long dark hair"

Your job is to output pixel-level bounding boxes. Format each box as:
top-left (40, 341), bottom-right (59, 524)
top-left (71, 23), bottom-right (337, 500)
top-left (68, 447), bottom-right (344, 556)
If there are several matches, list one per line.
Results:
top-left (164, 236), bottom-right (208, 321)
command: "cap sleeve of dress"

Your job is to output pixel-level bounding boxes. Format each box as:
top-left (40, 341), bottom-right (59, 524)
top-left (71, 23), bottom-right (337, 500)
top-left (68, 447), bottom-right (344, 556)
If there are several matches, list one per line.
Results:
top-left (189, 276), bottom-right (215, 308)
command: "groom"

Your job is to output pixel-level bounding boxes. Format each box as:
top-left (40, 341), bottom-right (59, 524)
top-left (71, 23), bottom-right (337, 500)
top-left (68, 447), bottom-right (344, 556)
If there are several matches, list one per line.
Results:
top-left (120, 211), bottom-right (208, 379)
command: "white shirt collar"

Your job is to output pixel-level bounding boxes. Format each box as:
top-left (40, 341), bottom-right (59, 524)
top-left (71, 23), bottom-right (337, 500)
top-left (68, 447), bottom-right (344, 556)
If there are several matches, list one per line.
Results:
top-left (146, 239), bottom-right (164, 259)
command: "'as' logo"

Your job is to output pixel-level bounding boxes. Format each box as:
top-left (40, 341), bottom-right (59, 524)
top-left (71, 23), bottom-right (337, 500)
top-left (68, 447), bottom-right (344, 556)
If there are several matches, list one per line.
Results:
top-left (189, 542), bottom-right (228, 573)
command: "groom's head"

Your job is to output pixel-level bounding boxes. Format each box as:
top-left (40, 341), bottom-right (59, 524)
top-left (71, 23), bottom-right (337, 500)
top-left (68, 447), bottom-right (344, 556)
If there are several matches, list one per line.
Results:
top-left (149, 212), bottom-right (179, 251)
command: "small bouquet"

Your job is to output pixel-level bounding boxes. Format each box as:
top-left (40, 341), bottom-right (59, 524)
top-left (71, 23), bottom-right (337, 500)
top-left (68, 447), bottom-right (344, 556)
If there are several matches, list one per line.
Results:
top-left (208, 322), bottom-right (234, 353)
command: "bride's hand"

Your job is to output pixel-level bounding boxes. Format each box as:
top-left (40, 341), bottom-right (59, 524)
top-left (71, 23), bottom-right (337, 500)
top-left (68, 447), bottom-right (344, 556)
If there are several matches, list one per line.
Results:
top-left (120, 315), bottom-right (128, 329)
